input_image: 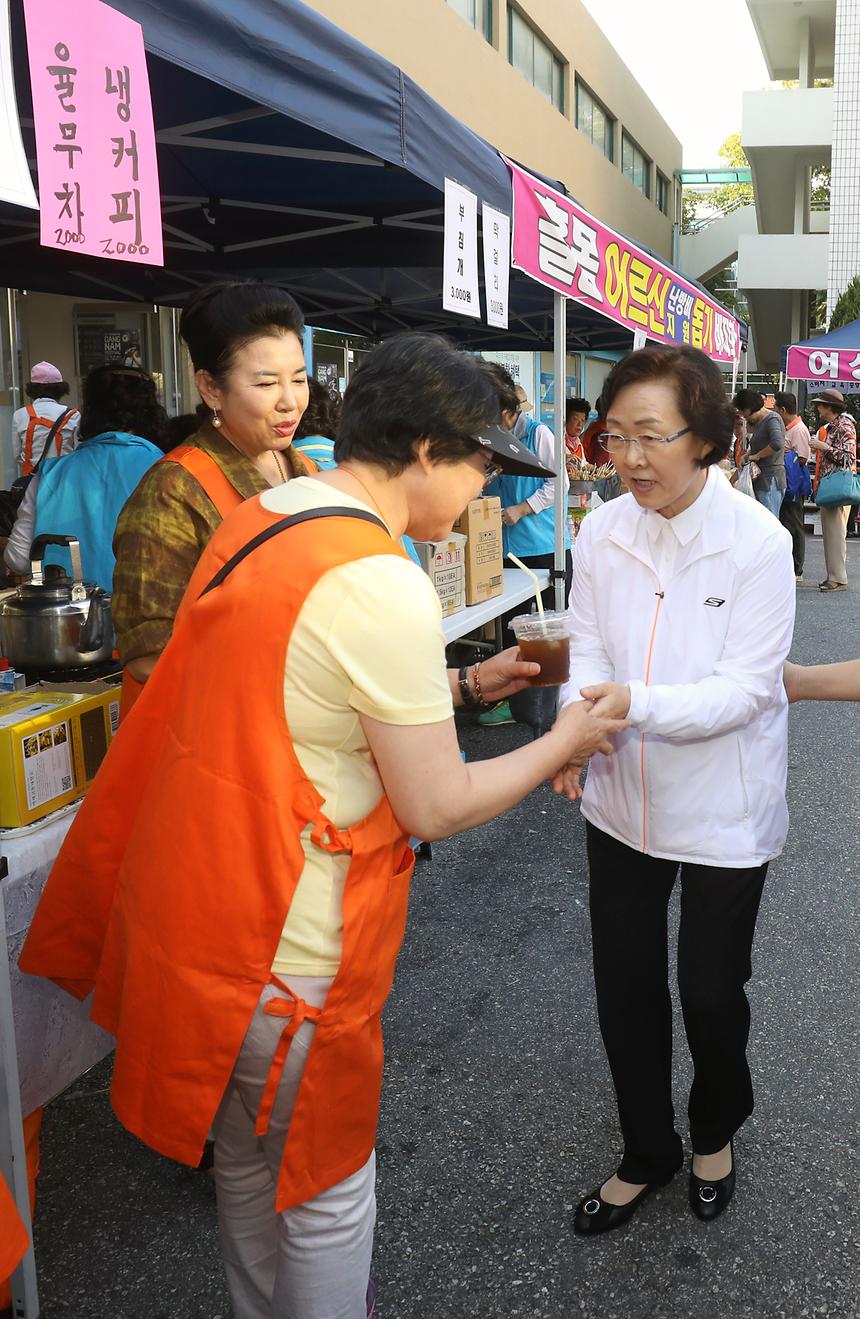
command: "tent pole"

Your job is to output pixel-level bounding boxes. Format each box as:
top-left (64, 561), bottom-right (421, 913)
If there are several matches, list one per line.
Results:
top-left (553, 291), bottom-right (566, 611)
top-left (170, 307), bottom-right (181, 416)
top-left (731, 355), bottom-right (739, 398)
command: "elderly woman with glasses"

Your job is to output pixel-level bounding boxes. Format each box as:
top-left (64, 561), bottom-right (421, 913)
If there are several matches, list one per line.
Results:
top-left (552, 346), bottom-right (796, 1234)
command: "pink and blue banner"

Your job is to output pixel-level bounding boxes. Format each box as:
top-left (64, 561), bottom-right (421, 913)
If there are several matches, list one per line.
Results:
top-left (24, 0), bottom-right (163, 265)
top-left (786, 344), bottom-right (860, 386)
top-left (507, 159), bottom-right (740, 364)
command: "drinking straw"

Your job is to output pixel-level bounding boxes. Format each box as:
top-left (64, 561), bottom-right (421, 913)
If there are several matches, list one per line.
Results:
top-left (507, 552), bottom-right (548, 633)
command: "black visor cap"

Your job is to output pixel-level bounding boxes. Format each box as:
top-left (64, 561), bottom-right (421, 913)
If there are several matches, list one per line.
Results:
top-left (473, 423), bottom-right (556, 479)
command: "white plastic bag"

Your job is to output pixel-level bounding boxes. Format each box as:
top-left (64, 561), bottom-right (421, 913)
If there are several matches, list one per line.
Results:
top-left (735, 464), bottom-right (755, 499)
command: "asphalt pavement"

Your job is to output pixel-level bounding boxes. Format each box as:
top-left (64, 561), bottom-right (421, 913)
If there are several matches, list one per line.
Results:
top-left (16, 533), bottom-right (860, 1319)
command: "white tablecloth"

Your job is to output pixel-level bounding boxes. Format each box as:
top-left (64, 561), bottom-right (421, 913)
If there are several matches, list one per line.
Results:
top-left (2, 802), bottom-right (113, 1116)
top-left (441, 567), bottom-right (550, 644)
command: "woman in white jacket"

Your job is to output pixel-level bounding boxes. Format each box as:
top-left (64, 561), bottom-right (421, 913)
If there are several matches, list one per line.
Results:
top-left (554, 345), bottom-right (795, 1234)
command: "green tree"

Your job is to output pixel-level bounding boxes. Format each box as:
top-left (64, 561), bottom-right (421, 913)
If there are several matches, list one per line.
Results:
top-left (810, 165), bottom-right (830, 210)
top-left (681, 133), bottom-right (754, 233)
top-left (828, 276), bottom-right (860, 330)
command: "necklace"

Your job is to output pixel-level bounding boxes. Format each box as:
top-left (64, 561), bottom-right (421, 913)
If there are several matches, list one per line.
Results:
top-left (218, 423), bottom-right (287, 486)
top-left (270, 449), bottom-right (287, 485)
top-left (339, 465), bottom-right (389, 524)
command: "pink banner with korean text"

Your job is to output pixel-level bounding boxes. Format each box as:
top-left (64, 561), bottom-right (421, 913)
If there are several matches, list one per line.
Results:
top-left (786, 345), bottom-right (860, 391)
top-left (24, 0), bottom-right (163, 265)
top-left (507, 159), bottom-right (741, 364)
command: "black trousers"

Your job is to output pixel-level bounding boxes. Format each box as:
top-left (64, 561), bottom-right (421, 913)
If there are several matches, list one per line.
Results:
top-left (779, 495), bottom-right (806, 576)
top-left (586, 822), bottom-right (768, 1184)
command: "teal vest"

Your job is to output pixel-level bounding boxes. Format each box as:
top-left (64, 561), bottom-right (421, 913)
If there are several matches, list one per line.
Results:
top-left (486, 416), bottom-right (570, 559)
top-left (34, 432), bottom-right (162, 592)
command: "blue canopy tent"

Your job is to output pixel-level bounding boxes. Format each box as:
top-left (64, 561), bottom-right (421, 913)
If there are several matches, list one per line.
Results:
top-left (1, 0), bottom-right (743, 609)
top-left (2, 0), bottom-right (717, 354)
top-left (782, 319), bottom-right (860, 396)
top-left (782, 319), bottom-right (860, 365)
top-left (1, 0), bottom-right (626, 350)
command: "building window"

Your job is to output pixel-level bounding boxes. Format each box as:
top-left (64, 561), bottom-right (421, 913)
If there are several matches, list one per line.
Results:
top-left (622, 132), bottom-right (651, 199)
top-left (508, 7), bottom-right (564, 112)
top-left (446, 0), bottom-right (491, 40)
top-left (656, 171), bottom-right (670, 215)
top-left (575, 79), bottom-right (615, 162)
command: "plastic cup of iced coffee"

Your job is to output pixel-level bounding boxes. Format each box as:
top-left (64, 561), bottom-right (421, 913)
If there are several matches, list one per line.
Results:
top-left (508, 611), bottom-right (571, 688)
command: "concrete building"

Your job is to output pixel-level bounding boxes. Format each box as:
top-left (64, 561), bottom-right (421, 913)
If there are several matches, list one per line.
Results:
top-left (681, 0), bottom-right (860, 371)
top-left (307, 0), bottom-right (681, 260)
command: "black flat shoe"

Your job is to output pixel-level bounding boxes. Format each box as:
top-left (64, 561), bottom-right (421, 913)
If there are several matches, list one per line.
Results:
top-left (573, 1182), bottom-right (655, 1235)
top-left (689, 1143), bottom-right (736, 1222)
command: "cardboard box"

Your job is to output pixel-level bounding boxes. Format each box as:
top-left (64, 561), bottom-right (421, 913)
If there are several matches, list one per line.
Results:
top-left (435, 573), bottom-right (466, 618)
top-left (0, 680), bottom-right (120, 828)
top-left (453, 497), bottom-right (504, 606)
top-left (412, 533), bottom-right (467, 617)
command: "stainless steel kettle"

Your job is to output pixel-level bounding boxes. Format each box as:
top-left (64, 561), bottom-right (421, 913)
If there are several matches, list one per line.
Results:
top-left (0, 535), bottom-right (114, 672)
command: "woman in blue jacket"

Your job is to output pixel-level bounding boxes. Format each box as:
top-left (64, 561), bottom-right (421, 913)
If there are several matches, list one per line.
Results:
top-left (483, 367), bottom-right (571, 607)
top-left (4, 366), bottom-right (167, 590)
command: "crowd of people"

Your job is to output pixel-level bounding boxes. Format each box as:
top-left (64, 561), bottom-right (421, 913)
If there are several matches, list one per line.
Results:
top-left (5, 281), bottom-right (859, 1318)
top-left (733, 385), bottom-right (858, 590)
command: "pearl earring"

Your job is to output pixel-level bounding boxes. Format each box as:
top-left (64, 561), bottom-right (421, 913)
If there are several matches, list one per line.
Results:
top-left (212, 407), bottom-right (222, 429)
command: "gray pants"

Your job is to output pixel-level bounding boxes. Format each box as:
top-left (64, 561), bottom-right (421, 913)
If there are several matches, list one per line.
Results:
top-left (820, 505), bottom-right (850, 585)
top-left (213, 978), bottom-right (375, 1319)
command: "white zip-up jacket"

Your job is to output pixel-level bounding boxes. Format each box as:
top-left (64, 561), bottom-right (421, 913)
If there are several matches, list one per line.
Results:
top-left (561, 467), bottom-right (796, 868)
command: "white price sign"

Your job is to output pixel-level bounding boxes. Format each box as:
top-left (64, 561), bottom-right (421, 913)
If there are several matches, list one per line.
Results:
top-left (482, 203), bottom-right (510, 329)
top-left (443, 178), bottom-right (480, 319)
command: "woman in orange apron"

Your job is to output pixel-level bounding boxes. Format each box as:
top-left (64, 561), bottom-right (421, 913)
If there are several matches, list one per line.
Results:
top-left (112, 282), bottom-right (317, 718)
top-left (0, 1175), bottom-right (29, 1292)
top-left (21, 332), bottom-right (627, 1319)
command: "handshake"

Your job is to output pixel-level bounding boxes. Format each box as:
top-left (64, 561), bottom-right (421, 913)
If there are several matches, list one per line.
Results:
top-left (548, 682), bottom-right (632, 801)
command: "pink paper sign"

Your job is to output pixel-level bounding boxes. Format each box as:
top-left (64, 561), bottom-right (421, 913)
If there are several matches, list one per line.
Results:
top-left (24, 0), bottom-right (163, 265)
top-left (786, 345), bottom-right (860, 382)
top-left (507, 159), bottom-right (740, 364)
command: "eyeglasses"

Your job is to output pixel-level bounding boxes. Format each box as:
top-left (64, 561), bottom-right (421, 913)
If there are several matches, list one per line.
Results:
top-left (483, 461), bottom-right (503, 485)
top-left (598, 426), bottom-right (691, 455)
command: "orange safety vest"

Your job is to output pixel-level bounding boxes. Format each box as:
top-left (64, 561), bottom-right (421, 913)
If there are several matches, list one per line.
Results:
top-left (0, 1175), bottom-right (29, 1284)
top-left (20, 404), bottom-right (77, 476)
top-left (118, 445), bottom-right (245, 720)
top-left (21, 495), bottom-right (415, 1211)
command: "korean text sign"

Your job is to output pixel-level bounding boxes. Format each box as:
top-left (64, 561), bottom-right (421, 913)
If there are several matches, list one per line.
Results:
top-left (508, 160), bottom-right (740, 364)
top-left (24, 0), bottom-right (163, 265)
top-left (786, 345), bottom-right (860, 384)
top-left (443, 178), bottom-right (480, 319)
top-left (481, 204), bottom-right (510, 329)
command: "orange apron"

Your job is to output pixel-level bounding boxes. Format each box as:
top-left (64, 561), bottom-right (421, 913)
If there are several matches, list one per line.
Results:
top-left (20, 404), bottom-right (76, 476)
top-left (0, 1175), bottom-right (29, 1284)
top-left (118, 444), bottom-right (245, 720)
top-left (22, 495), bottom-right (415, 1212)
